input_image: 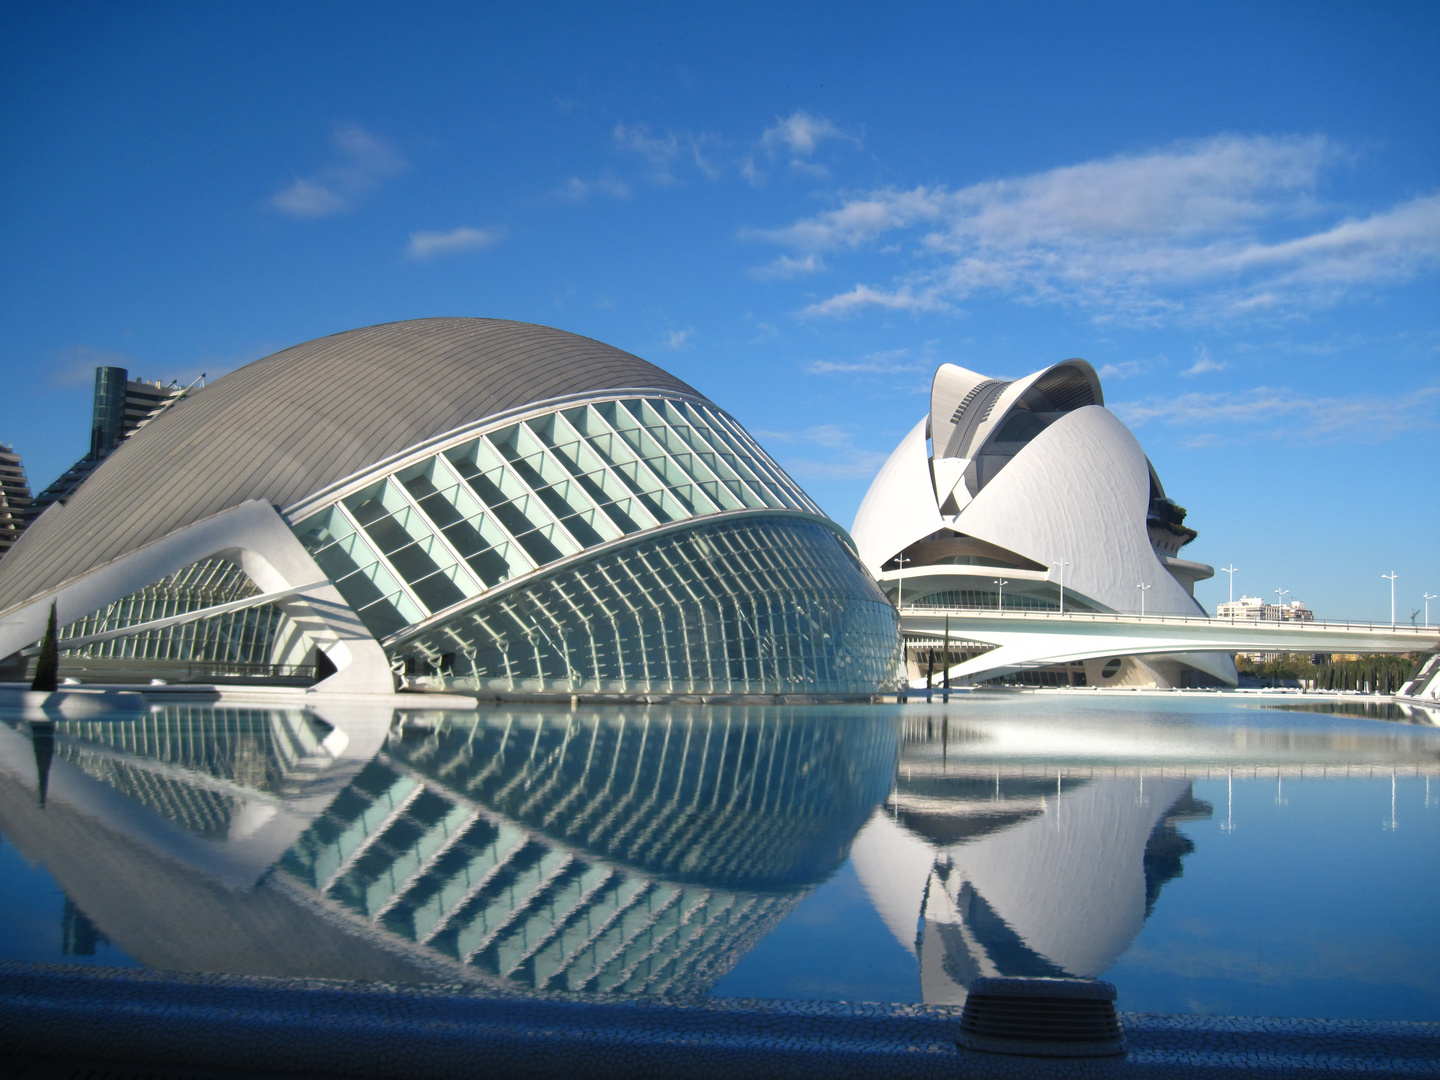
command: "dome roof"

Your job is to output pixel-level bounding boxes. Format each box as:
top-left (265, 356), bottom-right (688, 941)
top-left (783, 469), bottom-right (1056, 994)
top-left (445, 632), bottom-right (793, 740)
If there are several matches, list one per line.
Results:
top-left (0, 318), bottom-right (701, 612)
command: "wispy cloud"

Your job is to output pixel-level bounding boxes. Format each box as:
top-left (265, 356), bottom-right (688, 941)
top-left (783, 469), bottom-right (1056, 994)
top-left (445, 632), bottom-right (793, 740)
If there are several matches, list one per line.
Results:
top-left (745, 111), bottom-right (860, 188)
top-left (662, 328), bottom-right (694, 349)
top-left (750, 253), bottom-right (827, 281)
top-left (49, 345), bottom-right (133, 388)
top-left (760, 111), bottom-right (859, 156)
top-left (405, 226), bottom-right (505, 260)
top-left (49, 344), bottom-right (259, 390)
top-left (1112, 383), bottom-right (1440, 443)
top-left (557, 175), bottom-right (630, 202)
top-left (806, 348), bottom-right (925, 376)
top-left (746, 135), bottom-right (1440, 324)
top-left (614, 123), bottom-right (683, 184)
top-left (1181, 345), bottom-right (1228, 377)
top-left (1097, 358), bottom-right (1157, 380)
top-left (755, 423), bottom-right (891, 480)
top-left (271, 124), bottom-right (406, 218)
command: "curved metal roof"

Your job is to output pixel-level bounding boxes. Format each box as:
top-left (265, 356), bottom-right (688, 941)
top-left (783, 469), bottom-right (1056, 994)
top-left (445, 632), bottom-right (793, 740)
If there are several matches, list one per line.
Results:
top-left (0, 318), bottom-right (703, 612)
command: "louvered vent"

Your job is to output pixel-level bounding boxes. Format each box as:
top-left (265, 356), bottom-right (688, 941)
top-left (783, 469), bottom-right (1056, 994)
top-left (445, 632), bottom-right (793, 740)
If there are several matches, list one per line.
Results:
top-left (959, 977), bottom-right (1125, 1058)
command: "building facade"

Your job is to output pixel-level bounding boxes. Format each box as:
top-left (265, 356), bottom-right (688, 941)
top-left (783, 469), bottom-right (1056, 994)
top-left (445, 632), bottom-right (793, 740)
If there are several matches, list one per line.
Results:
top-left (0, 319), bottom-right (900, 697)
top-left (852, 359), bottom-right (1236, 688)
top-left (0, 444), bottom-right (33, 559)
top-left (32, 367), bottom-right (192, 519)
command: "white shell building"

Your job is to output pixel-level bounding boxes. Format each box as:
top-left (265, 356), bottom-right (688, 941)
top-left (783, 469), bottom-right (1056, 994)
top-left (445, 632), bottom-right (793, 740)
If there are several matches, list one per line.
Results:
top-left (853, 360), bottom-right (1236, 688)
top-left (0, 319), bottom-right (900, 697)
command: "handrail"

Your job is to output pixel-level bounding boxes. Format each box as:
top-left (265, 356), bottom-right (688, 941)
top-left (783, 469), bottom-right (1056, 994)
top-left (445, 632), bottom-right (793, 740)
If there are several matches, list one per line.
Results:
top-left (893, 604), bottom-right (1439, 634)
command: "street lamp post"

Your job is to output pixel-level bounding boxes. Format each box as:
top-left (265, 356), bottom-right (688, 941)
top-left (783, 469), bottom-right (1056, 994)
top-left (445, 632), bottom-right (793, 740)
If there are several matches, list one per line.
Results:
top-left (1221, 565), bottom-right (1238, 622)
top-left (1052, 557), bottom-right (1071, 615)
top-left (1136, 582), bottom-right (1151, 617)
top-left (1383, 572), bottom-right (1398, 628)
top-left (1274, 588), bottom-right (1289, 620)
top-left (1425, 593), bottom-right (1437, 629)
top-left (994, 579), bottom-right (1009, 611)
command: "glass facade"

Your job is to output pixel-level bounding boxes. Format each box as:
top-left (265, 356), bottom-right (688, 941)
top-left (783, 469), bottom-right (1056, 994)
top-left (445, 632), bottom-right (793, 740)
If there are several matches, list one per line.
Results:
top-left (290, 395), bottom-right (898, 696)
top-left (398, 517), bottom-right (899, 696)
top-left (59, 558), bottom-right (305, 668)
top-left (290, 397), bottom-right (820, 642)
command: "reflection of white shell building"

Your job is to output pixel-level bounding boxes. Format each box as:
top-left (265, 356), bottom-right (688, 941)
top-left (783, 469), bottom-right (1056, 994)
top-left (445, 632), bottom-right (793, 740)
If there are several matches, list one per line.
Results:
top-left (0, 319), bottom-right (899, 697)
top-left (851, 719), bottom-right (1211, 1004)
top-left (853, 360), bottom-right (1235, 688)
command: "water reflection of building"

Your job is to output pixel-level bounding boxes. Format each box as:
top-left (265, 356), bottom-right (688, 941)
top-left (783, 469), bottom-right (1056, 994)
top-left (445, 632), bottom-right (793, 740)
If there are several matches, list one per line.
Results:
top-left (851, 715), bottom-right (1210, 1004)
top-left (275, 709), bottom-right (897, 995)
top-left (0, 706), bottom-right (897, 996)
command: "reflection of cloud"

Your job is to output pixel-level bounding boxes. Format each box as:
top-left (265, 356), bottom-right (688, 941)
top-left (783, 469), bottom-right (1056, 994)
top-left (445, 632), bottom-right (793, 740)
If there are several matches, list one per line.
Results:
top-left (1120, 933), bottom-right (1439, 992)
top-left (270, 124), bottom-right (406, 218)
top-left (405, 226), bottom-right (504, 260)
top-left (750, 135), bottom-right (1440, 324)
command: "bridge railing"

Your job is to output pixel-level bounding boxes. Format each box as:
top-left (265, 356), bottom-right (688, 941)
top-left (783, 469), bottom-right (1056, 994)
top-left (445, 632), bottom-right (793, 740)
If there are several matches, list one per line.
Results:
top-left (895, 605), bottom-right (1439, 636)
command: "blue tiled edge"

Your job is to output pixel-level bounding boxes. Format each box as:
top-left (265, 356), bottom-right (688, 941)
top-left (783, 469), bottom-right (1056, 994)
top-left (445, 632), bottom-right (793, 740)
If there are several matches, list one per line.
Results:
top-left (1, 961), bottom-right (1436, 1078)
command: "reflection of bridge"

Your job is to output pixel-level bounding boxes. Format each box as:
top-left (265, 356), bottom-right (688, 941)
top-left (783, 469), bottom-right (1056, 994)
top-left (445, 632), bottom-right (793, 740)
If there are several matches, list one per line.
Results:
top-left (900, 606), bottom-right (1440, 684)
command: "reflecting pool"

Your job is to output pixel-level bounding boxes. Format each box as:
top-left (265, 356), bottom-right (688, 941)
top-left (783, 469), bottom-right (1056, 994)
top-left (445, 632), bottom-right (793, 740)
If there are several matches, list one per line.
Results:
top-left (0, 693), bottom-right (1436, 1020)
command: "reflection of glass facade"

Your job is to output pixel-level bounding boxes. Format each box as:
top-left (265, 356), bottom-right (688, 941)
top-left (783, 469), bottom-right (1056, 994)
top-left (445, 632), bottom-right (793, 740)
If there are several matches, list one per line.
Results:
top-left (290, 395), bottom-right (899, 696)
top-left (275, 707), bottom-right (898, 994)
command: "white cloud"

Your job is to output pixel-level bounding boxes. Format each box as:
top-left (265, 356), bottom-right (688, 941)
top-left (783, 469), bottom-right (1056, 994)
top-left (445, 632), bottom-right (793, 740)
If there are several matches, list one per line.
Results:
top-left (806, 348), bottom-right (924, 375)
top-left (803, 283), bottom-right (949, 318)
top-left (557, 175), bottom-right (631, 202)
top-left (749, 135), bottom-right (1440, 323)
top-left (755, 423), bottom-right (890, 480)
top-left (405, 226), bottom-right (504, 260)
top-left (270, 124), bottom-right (406, 218)
top-left (750, 253), bottom-right (826, 281)
top-left (614, 123), bottom-right (682, 183)
top-left (1096, 359), bottom-right (1153, 380)
top-left (1181, 345), bottom-right (1228, 377)
top-left (1111, 384), bottom-right (1440, 442)
top-left (663, 328), bottom-right (693, 348)
top-left (760, 111), bottom-right (859, 157)
top-left (49, 345), bottom-right (133, 387)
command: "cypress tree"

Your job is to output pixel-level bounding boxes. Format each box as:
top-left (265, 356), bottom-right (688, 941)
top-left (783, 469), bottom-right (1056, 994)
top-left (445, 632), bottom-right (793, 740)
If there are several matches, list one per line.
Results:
top-left (31, 601), bottom-right (59, 693)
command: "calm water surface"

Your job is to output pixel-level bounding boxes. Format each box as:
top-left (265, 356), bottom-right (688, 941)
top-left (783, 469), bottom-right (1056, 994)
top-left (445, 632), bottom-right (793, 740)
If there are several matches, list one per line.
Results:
top-left (0, 692), bottom-right (1435, 1021)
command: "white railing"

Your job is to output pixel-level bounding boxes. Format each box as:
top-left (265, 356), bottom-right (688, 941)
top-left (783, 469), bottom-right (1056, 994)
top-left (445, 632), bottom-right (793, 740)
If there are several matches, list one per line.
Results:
top-left (895, 605), bottom-right (1439, 635)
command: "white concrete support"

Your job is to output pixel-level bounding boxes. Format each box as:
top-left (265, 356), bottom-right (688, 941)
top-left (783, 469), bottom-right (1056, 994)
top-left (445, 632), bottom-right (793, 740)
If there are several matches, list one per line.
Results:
top-left (0, 500), bottom-right (393, 694)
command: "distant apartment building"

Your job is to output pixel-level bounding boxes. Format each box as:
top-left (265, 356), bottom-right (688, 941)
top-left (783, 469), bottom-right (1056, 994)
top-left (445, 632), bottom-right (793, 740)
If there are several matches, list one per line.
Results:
top-left (1216, 595), bottom-right (1315, 623)
top-left (1216, 594), bottom-right (1316, 661)
top-left (31, 366), bottom-right (192, 519)
top-left (0, 444), bottom-right (33, 558)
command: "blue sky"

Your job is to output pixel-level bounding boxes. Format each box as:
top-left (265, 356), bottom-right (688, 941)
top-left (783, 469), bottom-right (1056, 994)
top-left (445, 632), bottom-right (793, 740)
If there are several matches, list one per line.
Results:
top-left (1, 2), bottom-right (1436, 621)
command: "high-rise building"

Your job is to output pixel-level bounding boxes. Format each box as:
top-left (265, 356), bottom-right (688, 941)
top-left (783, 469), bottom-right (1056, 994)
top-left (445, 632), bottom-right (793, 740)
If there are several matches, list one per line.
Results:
top-left (0, 444), bottom-right (33, 558)
top-left (32, 367), bottom-right (191, 519)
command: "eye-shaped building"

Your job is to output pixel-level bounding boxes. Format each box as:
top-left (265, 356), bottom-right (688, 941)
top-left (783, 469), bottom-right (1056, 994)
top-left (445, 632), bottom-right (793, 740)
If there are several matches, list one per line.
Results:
top-left (852, 359), bottom-right (1236, 688)
top-left (0, 319), bottom-right (900, 698)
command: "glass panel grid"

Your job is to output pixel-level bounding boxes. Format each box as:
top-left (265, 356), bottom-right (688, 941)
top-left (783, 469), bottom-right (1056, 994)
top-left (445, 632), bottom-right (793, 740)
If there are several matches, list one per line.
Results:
top-left (400, 517), bottom-right (900, 697)
top-left (289, 396), bottom-right (844, 645)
